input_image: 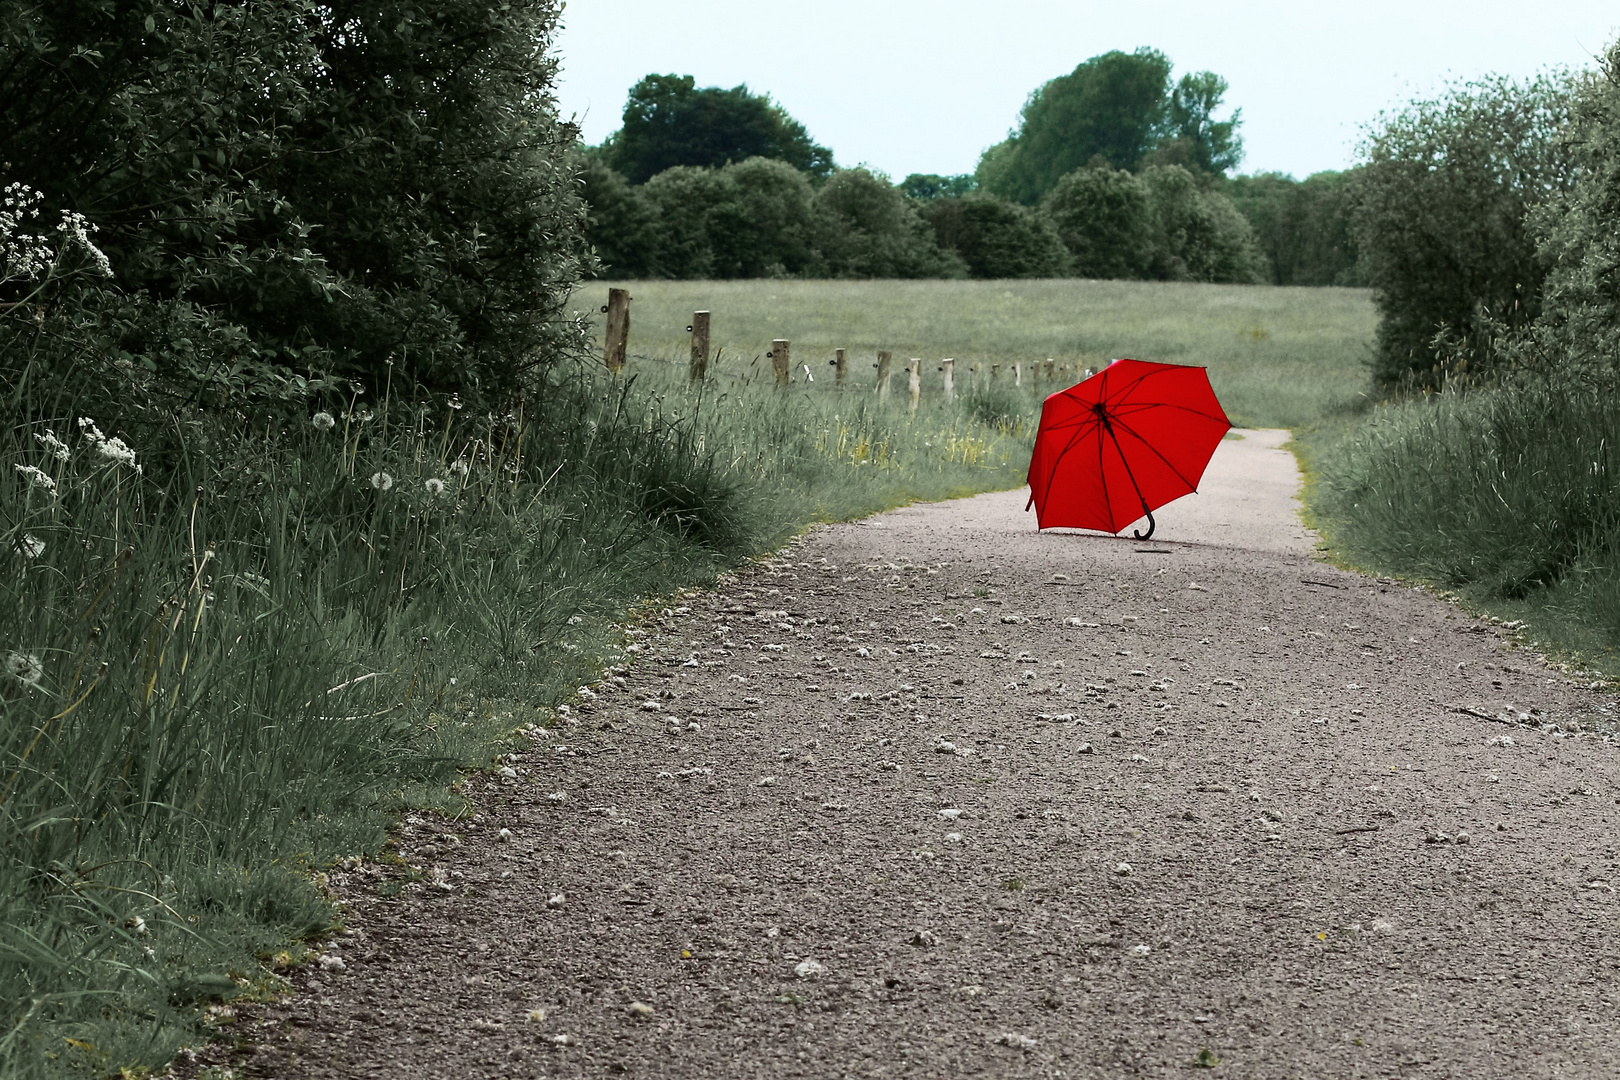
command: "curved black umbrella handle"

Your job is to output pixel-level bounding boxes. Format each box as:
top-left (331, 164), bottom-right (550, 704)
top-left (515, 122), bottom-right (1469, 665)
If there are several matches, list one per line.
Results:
top-left (1132, 506), bottom-right (1156, 541)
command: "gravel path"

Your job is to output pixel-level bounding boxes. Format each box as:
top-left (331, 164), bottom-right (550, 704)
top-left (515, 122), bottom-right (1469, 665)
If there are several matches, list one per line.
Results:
top-left (223, 430), bottom-right (1620, 1079)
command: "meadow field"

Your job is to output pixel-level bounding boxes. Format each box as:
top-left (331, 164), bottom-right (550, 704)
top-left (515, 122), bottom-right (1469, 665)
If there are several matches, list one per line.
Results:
top-left (581, 278), bottom-right (1379, 430)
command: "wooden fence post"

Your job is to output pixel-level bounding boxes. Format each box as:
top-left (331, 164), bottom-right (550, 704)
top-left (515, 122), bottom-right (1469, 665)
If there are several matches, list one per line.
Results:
top-left (688, 311), bottom-right (710, 382)
top-left (970, 361), bottom-right (982, 392)
top-left (940, 358), bottom-right (955, 402)
top-left (907, 358), bottom-right (921, 412)
top-left (990, 363), bottom-right (1001, 382)
top-left (770, 339), bottom-right (790, 387)
top-left (1044, 358), bottom-right (1055, 381)
top-left (603, 288), bottom-right (630, 374)
top-left (1013, 361), bottom-right (1022, 387)
top-left (833, 347), bottom-right (847, 386)
top-left (876, 351), bottom-right (892, 402)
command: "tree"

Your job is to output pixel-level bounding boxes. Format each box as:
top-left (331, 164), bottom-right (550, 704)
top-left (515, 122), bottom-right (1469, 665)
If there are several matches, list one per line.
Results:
top-left (707, 157), bottom-right (819, 277)
top-left (0, 0), bottom-right (589, 403)
top-left (920, 196), bottom-right (1072, 278)
top-left (1043, 166), bottom-right (1153, 279)
top-left (1162, 72), bottom-right (1243, 175)
top-left (1140, 165), bottom-right (1264, 283)
top-left (579, 157), bottom-right (660, 278)
top-left (1226, 171), bottom-right (1363, 286)
top-left (1349, 73), bottom-right (1580, 383)
top-left (815, 169), bottom-right (966, 278)
top-left (976, 48), bottom-right (1173, 204)
top-left (601, 73), bottom-right (833, 185)
top-left (899, 173), bottom-right (977, 200)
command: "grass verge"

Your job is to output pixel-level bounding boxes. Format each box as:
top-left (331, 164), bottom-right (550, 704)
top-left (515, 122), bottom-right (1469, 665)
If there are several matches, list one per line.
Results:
top-left (1296, 377), bottom-right (1620, 678)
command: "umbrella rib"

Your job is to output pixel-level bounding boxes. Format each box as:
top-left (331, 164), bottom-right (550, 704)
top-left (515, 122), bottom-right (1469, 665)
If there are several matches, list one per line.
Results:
top-left (1102, 419), bottom-right (1150, 528)
top-left (1109, 400), bottom-right (1232, 425)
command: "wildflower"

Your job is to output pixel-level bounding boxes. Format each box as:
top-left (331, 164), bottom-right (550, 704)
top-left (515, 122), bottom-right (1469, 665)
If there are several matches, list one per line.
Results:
top-left (348, 380), bottom-right (365, 395)
top-left (96, 436), bottom-right (137, 469)
top-left (14, 464), bottom-right (56, 495)
top-left (77, 416), bottom-right (105, 441)
top-left (449, 458), bottom-right (470, 477)
top-left (369, 472), bottom-right (393, 491)
top-left (424, 477), bottom-right (446, 496)
top-left (312, 412), bottom-right (336, 431)
top-left (56, 211), bottom-right (113, 278)
top-left (5, 651), bottom-right (43, 687)
top-left (33, 430), bottom-right (69, 461)
top-left (448, 394), bottom-right (463, 411)
top-left (17, 534), bottom-right (44, 558)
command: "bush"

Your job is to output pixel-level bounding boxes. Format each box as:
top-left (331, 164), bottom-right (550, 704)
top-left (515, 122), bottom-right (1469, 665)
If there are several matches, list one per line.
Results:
top-left (1043, 165), bottom-right (1153, 279)
top-left (1140, 165), bottom-right (1264, 283)
top-left (1226, 171), bottom-right (1364, 286)
top-left (580, 157), bottom-right (661, 278)
top-left (708, 157), bottom-right (820, 278)
top-left (1348, 72), bottom-right (1579, 385)
top-left (814, 169), bottom-right (966, 279)
top-left (920, 196), bottom-right (1073, 278)
top-left (0, 0), bottom-right (589, 404)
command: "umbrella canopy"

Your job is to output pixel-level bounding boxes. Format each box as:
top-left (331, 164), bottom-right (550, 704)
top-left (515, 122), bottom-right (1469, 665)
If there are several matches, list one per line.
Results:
top-left (1026, 359), bottom-right (1231, 538)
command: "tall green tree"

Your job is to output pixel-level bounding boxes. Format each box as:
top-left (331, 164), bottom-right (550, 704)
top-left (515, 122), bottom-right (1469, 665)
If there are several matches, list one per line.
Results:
top-left (975, 48), bottom-right (1173, 204)
top-left (1349, 72), bottom-right (1580, 383)
top-left (601, 74), bottom-right (833, 185)
top-left (815, 169), bottom-right (966, 278)
top-left (1161, 72), bottom-right (1244, 175)
top-left (1226, 171), bottom-right (1363, 286)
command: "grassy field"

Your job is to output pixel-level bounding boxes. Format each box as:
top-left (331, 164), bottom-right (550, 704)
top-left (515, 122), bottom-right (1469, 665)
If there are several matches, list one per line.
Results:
top-left (580, 279), bottom-right (1379, 430)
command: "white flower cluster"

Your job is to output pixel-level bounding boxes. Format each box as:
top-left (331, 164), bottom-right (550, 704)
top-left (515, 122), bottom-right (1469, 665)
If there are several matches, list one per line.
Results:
top-left (14, 463), bottom-right (56, 496)
top-left (1, 183), bottom-right (113, 283)
top-left (16, 534), bottom-right (45, 559)
top-left (78, 417), bottom-right (140, 472)
top-left (1, 183), bottom-right (50, 283)
top-left (33, 430), bottom-right (69, 461)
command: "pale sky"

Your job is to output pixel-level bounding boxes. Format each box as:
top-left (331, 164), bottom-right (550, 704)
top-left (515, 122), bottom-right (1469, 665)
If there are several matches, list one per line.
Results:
top-left (553, 1), bottom-right (1619, 181)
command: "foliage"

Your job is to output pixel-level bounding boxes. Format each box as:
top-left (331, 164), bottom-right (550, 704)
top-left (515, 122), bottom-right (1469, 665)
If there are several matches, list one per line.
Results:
top-left (900, 173), bottom-right (978, 200)
top-left (1139, 166), bottom-right (1265, 283)
top-left (1162, 72), bottom-right (1244, 175)
top-left (600, 73), bottom-right (834, 185)
top-left (580, 157), bottom-right (661, 279)
top-left (1042, 166), bottom-right (1152, 279)
top-left (642, 165), bottom-right (733, 279)
top-left (1348, 71), bottom-right (1580, 385)
top-left (814, 169), bottom-right (966, 279)
top-left (976, 49), bottom-right (1245, 206)
top-left (919, 196), bottom-right (1072, 279)
top-left (1516, 46), bottom-right (1620, 380)
top-left (0, 0), bottom-right (589, 405)
top-left (977, 48), bottom-right (1173, 204)
top-left (1226, 171), bottom-right (1364, 286)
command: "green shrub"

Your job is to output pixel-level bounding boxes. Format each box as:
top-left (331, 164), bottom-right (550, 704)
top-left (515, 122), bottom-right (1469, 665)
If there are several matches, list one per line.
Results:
top-left (1140, 165), bottom-right (1264, 283)
top-left (1348, 72), bottom-right (1579, 385)
top-left (1043, 165), bottom-right (1153, 279)
top-left (814, 169), bottom-right (966, 279)
top-left (1226, 171), bottom-right (1364, 286)
top-left (0, 0), bottom-right (588, 403)
top-left (919, 196), bottom-right (1072, 278)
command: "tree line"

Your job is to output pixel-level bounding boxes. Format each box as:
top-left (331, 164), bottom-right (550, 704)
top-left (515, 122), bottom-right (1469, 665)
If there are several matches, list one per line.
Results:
top-left (579, 52), bottom-right (1361, 288)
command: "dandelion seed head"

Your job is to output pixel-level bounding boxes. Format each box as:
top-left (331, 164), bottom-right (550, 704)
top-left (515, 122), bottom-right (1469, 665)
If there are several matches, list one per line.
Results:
top-left (448, 394), bottom-right (463, 411)
top-left (5, 651), bottom-right (43, 686)
top-left (424, 477), bottom-right (446, 496)
top-left (312, 411), bottom-right (336, 431)
top-left (449, 459), bottom-right (470, 476)
top-left (369, 472), bottom-right (393, 491)
top-left (17, 533), bottom-right (44, 559)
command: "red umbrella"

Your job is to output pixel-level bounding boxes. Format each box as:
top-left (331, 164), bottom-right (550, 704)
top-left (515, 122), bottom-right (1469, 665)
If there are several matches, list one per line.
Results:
top-left (1026, 359), bottom-right (1231, 539)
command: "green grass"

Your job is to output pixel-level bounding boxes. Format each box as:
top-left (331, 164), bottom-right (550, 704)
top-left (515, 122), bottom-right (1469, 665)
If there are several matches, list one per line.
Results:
top-left (1300, 376), bottom-right (1620, 677)
top-left (579, 278), bottom-right (1378, 429)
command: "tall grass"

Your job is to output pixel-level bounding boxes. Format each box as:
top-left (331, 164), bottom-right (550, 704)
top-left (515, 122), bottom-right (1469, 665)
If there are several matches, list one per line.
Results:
top-left (1309, 375), bottom-right (1620, 668)
top-left (0, 357), bottom-right (1029, 1077)
top-left (580, 278), bottom-right (1378, 429)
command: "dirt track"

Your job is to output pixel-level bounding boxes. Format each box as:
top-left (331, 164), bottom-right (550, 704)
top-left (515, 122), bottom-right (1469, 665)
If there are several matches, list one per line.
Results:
top-left (223, 430), bottom-right (1620, 1079)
